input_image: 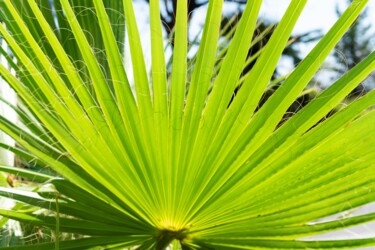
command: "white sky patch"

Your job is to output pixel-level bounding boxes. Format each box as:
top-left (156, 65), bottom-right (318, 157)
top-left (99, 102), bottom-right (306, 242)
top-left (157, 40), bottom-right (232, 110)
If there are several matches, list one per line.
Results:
top-left (129, 0), bottom-right (374, 87)
top-left (261, 0), bottom-right (375, 34)
top-left (259, 0), bottom-right (375, 87)
top-left (261, 0), bottom-right (338, 34)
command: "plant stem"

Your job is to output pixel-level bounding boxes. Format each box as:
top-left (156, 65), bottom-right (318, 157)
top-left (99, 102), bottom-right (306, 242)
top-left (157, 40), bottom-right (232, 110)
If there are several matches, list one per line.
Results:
top-left (171, 239), bottom-right (180, 250)
top-left (55, 193), bottom-right (60, 250)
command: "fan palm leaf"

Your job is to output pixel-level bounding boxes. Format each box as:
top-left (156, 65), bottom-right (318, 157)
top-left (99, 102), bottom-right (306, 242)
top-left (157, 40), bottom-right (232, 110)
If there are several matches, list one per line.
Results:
top-left (0, 0), bottom-right (374, 249)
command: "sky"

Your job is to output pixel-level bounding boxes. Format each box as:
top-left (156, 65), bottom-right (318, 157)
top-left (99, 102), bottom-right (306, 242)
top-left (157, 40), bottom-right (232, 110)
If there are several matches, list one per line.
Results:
top-left (261, 0), bottom-right (375, 34)
top-left (135, 0), bottom-right (375, 48)
top-left (214, 0), bottom-right (375, 35)
top-left (259, 0), bottom-right (375, 86)
top-left (185, 0), bottom-right (375, 56)
top-left (130, 0), bottom-right (375, 86)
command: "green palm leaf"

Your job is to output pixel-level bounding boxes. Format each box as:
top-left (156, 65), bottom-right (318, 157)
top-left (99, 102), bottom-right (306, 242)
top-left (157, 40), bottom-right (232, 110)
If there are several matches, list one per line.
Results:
top-left (0, 0), bottom-right (374, 249)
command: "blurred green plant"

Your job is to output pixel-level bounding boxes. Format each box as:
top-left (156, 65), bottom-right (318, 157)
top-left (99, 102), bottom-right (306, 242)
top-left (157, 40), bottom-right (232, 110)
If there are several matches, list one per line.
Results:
top-left (0, 0), bottom-right (374, 249)
top-left (0, 0), bottom-right (126, 246)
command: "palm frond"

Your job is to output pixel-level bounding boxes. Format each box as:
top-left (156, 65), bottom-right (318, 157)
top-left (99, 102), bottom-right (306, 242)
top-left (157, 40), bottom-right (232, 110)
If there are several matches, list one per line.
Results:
top-left (0, 0), bottom-right (374, 249)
